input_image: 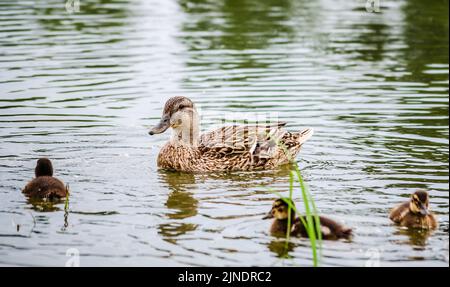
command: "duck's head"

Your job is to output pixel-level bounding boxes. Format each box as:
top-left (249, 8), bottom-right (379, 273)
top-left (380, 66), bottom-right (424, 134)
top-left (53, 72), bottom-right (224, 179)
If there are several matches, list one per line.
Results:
top-left (263, 198), bottom-right (296, 220)
top-left (149, 97), bottom-right (199, 143)
top-left (35, 158), bottom-right (53, 177)
top-left (409, 190), bottom-right (430, 216)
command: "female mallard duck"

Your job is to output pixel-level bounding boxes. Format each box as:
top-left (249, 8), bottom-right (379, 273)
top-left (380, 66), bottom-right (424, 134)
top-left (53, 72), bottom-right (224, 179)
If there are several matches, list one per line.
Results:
top-left (22, 158), bottom-right (68, 200)
top-left (263, 198), bottom-right (352, 240)
top-left (389, 190), bottom-right (438, 230)
top-left (149, 97), bottom-right (313, 172)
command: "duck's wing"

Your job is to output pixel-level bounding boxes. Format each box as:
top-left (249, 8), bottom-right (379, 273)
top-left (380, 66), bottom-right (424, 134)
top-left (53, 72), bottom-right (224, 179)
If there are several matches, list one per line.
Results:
top-left (291, 217), bottom-right (307, 237)
top-left (318, 216), bottom-right (352, 239)
top-left (389, 201), bottom-right (410, 223)
top-left (293, 215), bottom-right (352, 239)
top-left (199, 123), bottom-right (288, 159)
top-left (427, 213), bottom-right (438, 229)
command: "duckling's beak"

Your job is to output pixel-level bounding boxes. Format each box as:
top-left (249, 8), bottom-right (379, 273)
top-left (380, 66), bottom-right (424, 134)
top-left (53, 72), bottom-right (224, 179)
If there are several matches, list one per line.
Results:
top-left (149, 114), bottom-right (170, 135)
top-left (263, 210), bottom-right (274, 220)
top-left (419, 203), bottom-right (429, 216)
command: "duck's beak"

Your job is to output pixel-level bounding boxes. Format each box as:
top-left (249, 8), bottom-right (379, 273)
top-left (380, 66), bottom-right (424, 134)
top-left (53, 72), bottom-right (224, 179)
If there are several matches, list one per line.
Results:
top-left (149, 114), bottom-right (170, 135)
top-left (263, 210), bottom-right (274, 220)
top-left (419, 203), bottom-right (429, 216)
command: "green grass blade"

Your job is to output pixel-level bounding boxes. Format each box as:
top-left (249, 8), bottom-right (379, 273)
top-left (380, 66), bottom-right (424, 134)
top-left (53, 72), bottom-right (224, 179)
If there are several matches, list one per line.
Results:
top-left (265, 131), bottom-right (321, 266)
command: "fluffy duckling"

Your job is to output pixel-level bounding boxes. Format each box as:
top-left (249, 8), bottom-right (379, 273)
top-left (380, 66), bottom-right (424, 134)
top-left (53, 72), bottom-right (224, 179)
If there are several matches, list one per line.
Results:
top-left (263, 199), bottom-right (352, 240)
top-left (389, 190), bottom-right (438, 230)
top-left (22, 158), bottom-right (68, 200)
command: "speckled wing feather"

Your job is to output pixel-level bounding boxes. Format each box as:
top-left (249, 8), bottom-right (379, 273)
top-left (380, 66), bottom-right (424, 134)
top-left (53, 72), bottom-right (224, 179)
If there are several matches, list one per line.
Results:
top-left (389, 201), bottom-right (410, 223)
top-left (199, 123), bottom-right (288, 160)
top-left (292, 215), bottom-right (352, 239)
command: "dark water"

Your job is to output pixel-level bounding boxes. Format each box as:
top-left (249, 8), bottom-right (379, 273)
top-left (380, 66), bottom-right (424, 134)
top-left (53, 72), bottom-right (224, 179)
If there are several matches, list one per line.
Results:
top-left (0, 0), bottom-right (448, 266)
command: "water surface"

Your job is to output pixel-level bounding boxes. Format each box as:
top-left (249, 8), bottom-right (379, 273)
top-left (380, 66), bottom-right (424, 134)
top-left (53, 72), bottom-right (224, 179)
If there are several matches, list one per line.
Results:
top-left (0, 0), bottom-right (448, 266)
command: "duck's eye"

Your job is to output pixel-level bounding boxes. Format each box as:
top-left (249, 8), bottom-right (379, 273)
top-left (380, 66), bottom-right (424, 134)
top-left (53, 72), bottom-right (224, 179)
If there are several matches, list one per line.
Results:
top-left (178, 105), bottom-right (185, 110)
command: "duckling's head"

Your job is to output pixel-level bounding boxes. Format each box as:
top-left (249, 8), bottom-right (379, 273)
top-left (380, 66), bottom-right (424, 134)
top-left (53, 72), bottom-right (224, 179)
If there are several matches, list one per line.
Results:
top-left (149, 97), bottom-right (199, 144)
top-left (263, 198), bottom-right (296, 220)
top-left (35, 158), bottom-right (53, 177)
top-left (409, 190), bottom-right (430, 216)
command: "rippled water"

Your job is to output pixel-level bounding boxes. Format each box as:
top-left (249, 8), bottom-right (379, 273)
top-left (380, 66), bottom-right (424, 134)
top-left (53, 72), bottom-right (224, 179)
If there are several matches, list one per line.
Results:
top-left (0, 0), bottom-right (448, 266)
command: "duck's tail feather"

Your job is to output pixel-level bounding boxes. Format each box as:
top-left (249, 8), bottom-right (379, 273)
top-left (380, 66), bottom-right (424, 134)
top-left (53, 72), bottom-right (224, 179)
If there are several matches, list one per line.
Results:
top-left (340, 227), bottom-right (353, 239)
top-left (297, 128), bottom-right (314, 145)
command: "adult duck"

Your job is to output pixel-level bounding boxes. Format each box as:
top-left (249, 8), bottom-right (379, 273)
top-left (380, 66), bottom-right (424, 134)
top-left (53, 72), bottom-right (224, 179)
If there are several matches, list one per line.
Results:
top-left (149, 96), bottom-right (313, 172)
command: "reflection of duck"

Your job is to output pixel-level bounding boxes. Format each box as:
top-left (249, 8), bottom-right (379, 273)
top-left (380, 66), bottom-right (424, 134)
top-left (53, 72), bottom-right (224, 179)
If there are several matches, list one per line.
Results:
top-left (157, 170), bottom-right (198, 240)
top-left (26, 197), bottom-right (60, 212)
top-left (158, 222), bottom-right (198, 243)
top-left (22, 158), bottom-right (68, 200)
top-left (263, 199), bottom-right (352, 240)
top-left (159, 169), bottom-right (197, 192)
top-left (166, 190), bottom-right (198, 220)
top-left (390, 190), bottom-right (438, 230)
top-left (160, 170), bottom-right (198, 219)
top-left (149, 97), bottom-right (313, 172)
top-left (395, 228), bottom-right (433, 247)
top-left (267, 239), bottom-right (295, 259)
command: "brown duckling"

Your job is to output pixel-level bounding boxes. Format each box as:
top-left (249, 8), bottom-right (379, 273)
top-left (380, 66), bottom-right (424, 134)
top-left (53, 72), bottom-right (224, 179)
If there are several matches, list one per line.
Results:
top-left (263, 199), bottom-right (352, 240)
top-left (22, 158), bottom-right (68, 200)
top-left (389, 190), bottom-right (438, 230)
